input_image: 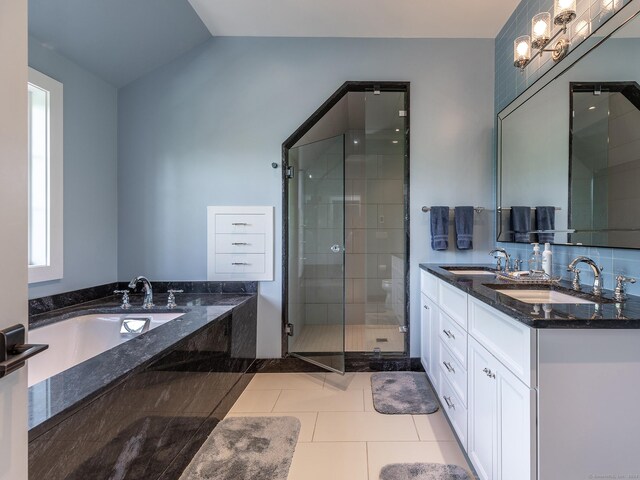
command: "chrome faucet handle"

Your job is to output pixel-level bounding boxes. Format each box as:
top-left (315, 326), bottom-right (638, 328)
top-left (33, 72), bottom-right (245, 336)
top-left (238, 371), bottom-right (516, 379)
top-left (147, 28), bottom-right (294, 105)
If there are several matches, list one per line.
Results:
top-left (513, 258), bottom-right (522, 271)
top-left (167, 289), bottom-right (184, 309)
top-left (494, 256), bottom-right (502, 271)
top-left (567, 267), bottom-right (581, 291)
top-left (614, 275), bottom-right (636, 301)
top-left (114, 290), bottom-right (131, 309)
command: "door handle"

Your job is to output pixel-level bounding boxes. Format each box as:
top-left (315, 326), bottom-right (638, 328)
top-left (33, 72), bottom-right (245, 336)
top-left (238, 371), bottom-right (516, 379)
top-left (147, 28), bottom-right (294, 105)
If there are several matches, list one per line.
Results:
top-left (0, 324), bottom-right (48, 379)
top-left (330, 244), bottom-right (343, 253)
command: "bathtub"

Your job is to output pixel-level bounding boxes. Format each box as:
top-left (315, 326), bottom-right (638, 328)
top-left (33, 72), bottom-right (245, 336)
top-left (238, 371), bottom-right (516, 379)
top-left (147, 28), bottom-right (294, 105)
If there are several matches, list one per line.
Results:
top-left (28, 312), bottom-right (184, 387)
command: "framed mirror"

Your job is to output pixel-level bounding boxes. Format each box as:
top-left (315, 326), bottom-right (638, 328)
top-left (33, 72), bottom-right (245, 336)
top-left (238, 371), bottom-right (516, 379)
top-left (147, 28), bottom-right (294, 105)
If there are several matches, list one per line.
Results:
top-left (497, 3), bottom-right (640, 248)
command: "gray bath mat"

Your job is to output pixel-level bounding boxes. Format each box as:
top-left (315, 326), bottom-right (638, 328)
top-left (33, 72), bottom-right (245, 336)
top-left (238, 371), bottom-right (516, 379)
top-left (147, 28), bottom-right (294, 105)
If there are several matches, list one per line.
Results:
top-left (179, 416), bottom-right (300, 480)
top-left (380, 463), bottom-right (471, 480)
top-left (371, 372), bottom-right (438, 414)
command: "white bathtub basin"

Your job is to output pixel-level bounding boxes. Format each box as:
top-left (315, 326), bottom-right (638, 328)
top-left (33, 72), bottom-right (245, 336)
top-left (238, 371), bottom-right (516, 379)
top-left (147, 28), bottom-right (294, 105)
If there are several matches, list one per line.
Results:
top-left (28, 312), bottom-right (184, 387)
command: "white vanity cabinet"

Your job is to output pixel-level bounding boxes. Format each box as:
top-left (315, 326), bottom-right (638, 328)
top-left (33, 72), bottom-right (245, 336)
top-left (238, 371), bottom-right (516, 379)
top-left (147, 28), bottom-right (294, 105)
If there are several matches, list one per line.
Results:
top-left (420, 269), bottom-right (535, 480)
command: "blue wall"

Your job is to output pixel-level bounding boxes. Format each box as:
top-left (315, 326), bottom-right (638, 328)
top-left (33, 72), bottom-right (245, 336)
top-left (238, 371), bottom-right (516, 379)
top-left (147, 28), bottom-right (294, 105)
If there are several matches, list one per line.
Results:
top-left (117, 37), bottom-right (496, 357)
top-left (28, 38), bottom-right (118, 299)
top-left (495, 0), bottom-right (640, 294)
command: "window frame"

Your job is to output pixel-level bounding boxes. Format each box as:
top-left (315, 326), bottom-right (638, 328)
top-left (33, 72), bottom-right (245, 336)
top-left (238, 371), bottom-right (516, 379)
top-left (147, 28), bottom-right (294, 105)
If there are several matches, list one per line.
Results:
top-left (27, 67), bottom-right (63, 284)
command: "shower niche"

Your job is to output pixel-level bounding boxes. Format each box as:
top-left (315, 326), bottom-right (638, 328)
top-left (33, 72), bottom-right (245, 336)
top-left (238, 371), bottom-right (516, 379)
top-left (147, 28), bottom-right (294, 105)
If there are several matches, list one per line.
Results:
top-left (282, 82), bottom-right (409, 373)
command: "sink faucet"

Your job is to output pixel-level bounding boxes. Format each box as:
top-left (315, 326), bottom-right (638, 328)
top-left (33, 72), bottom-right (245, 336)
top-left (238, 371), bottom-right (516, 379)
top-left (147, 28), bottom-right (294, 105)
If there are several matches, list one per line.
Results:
top-left (489, 248), bottom-right (511, 271)
top-left (128, 276), bottom-right (154, 309)
top-left (567, 256), bottom-right (603, 296)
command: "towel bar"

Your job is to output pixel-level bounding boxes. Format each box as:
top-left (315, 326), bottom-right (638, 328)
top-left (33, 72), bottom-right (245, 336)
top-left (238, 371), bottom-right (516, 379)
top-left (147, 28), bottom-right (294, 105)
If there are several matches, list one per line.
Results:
top-left (421, 206), bottom-right (484, 213)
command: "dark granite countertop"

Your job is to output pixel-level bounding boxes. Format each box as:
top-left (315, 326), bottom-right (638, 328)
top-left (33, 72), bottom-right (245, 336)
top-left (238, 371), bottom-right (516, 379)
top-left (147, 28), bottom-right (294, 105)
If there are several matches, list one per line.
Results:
top-left (28, 293), bottom-right (255, 437)
top-left (421, 264), bottom-right (640, 329)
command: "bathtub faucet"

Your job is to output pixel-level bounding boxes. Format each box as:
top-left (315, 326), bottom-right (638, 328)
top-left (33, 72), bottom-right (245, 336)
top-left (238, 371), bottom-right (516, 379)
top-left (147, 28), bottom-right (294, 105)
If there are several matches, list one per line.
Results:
top-left (128, 276), bottom-right (154, 309)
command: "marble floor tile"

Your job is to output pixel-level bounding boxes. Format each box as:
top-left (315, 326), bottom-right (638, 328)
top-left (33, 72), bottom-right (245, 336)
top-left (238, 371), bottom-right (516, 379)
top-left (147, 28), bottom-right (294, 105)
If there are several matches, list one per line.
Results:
top-left (412, 412), bottom-right (456, 442)
top-left (324, 372), bottom-right (373, 391)
top-left (246, 372), bottom-right (326, 390)
top-left (228, 389), bottom-right (281, 413)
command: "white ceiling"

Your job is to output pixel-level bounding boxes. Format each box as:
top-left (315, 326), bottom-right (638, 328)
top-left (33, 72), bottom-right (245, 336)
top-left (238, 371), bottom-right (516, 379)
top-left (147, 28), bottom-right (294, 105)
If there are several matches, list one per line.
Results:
top-left (188, 0), bottom-right (521, 39)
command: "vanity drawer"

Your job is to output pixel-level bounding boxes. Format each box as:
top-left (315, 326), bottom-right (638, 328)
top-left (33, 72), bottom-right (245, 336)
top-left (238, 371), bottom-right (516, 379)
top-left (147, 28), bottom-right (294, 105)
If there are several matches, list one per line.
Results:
top-left (438, 370), bottom-right (468, 450)
top-left (468, 297), bottom-right (536, 387)
top-left (215, 254), bottom-right (265, 274)
top-left (421, 269), bottom-right (439, 301)
top-left (215, 214), bottom-right (266, 234)
top-left (439, 310), bottom-right (467, 368)
top-left (438, 280), bottom-right (468, 329)
top-left (439, 339), bottom-right (467, 406)
top-left (215, 234), bottom-right (265, 254)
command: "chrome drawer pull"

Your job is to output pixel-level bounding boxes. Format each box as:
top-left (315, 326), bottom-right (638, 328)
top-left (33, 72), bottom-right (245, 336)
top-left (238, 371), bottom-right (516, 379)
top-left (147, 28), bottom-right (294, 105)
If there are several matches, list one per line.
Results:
top-left (442, 329), bottom-right (455, 339)
top-left (443, 396), bottom-right (455, 409)
top-left (423, 305), bottom-right (429, 310)
top-left (231, 242), bottom-right (249, 245)
top-left (231, 222), bottom-right (249, 226)
top-left (232, 262), bottom-right (250, 266)
top-left (443, 361), bottom-right (455, 374)
top-left (483, 367), bottom-right (496, 379)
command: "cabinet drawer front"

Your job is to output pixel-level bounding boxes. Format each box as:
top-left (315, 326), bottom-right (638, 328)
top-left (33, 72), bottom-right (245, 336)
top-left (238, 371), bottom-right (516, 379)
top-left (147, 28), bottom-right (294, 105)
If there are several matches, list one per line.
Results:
top-left (438, 280), bottom-right (468, 329)
top-left (439, 370), bottom-right (468, 450)
top-left (215, 254), bottom-right (265, 274)
top-left (439, 340), bottom-right (467, 406)
top-left (215, 214), bottom-right (266, 234)
top-left (215, 234), bottom-right (265, 253)
top-left (468, 297), bottom-right (535, 387)
top-left (439, 310), bottom-right (467, 367)
top-left (420, 269), bottom-right (439, 301)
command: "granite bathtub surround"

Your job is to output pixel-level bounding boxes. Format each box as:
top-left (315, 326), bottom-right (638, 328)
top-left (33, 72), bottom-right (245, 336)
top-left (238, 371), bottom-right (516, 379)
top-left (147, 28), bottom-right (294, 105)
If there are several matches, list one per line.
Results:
top-left (422, 264), bottom-right (640, 328)
top-left (28, 293), bottom-right (257, 479)
top-left (28, 281), bottom-right (258, 316)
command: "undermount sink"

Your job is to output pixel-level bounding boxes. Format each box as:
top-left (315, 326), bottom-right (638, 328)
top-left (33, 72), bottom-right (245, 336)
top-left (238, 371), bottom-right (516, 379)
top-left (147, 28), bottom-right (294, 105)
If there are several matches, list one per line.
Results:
top-left (443, 267), bottom-right (496, 276)
top-left (493, 289), bottom-right (596, 305)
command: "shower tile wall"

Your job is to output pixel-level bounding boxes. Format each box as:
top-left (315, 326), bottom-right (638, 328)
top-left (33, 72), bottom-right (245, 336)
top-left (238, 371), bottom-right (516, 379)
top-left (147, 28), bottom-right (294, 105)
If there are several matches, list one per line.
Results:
top-left (345, 131), bottom-right (405, 329)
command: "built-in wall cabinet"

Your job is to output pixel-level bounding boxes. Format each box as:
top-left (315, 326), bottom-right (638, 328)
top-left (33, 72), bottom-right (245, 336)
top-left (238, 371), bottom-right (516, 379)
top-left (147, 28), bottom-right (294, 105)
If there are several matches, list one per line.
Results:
top-left (420, 268), bottom-right (640, 479)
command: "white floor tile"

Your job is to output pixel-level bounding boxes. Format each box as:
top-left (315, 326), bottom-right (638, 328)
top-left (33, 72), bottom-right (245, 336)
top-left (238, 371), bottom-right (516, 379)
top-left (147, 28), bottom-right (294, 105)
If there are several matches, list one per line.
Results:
top-left (366, 441), bottom-right (472, 480)
top-left (225, 412), bottom-right (318, 442)
top-left (412, 412), bottom-right (456, 442)
top-left (324, 372), bottom-right (373, 391)
top-left (228, 389), bottom-right (281, 413)
top-left (246, 373), bottom-right (326, 390)
top-left (287, 442), bottom-right (368, 480)
top-left (273, 389), bottom-right (364, 412)
top-left (314, 411), bottom-right (419, 442)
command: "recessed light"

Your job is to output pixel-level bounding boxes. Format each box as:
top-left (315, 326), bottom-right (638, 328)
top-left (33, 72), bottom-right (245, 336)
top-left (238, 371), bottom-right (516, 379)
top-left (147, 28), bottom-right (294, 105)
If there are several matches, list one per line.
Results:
top-left (354, 140), bottom-right (359, 144)
top-left (395, 128), bottom-right (400, 132)
top-left (309, 174), bottom-right (313, 179)
top-left (392, 140), bottom-right (399, 144)
top-left (589, 106), bottom-right (596, 110)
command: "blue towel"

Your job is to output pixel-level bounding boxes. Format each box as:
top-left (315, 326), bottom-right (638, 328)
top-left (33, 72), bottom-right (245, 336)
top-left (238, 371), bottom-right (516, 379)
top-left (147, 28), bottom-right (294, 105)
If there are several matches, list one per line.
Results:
top-left (454, 206), bottom-right (474, 250)
top-left (430, 206), bottom-right (449, 251)
top-left (536, 206), bottom-right (555, 243)
top-left (511, 206), bottom-right (531, 243)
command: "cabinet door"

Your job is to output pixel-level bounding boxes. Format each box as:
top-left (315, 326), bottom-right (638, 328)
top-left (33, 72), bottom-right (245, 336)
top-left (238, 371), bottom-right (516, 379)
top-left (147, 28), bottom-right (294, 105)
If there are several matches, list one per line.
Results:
top-left (420, 294), bottom-right (438, 384)
top-left (496, 364), bottom-right (535, 480)
top-left (468, 337), bottom-right (498, 480)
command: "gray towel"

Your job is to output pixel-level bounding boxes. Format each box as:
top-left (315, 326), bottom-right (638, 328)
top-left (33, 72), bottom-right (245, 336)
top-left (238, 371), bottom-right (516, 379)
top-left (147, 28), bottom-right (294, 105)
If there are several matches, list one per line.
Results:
top-left (511, 206), bottom-right (531, 243)
top-left (454, 206), bottom-right (474, 250)
top-left (430, 206), bottom-right (449, 251)
top-left (536, 206), bottom-right (555, 243)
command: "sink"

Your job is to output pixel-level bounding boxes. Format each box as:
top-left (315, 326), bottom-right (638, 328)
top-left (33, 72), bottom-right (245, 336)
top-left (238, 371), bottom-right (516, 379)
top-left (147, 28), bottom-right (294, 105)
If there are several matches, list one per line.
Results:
top-left (494, 289), bottom-right (596, 305)
top-left (443, 267), bottom-right (496, 276)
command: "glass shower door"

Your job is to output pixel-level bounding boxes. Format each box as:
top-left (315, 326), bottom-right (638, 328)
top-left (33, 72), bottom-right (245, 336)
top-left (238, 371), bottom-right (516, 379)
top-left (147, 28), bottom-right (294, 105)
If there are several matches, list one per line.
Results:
top-left (287, 135), bottom-right (345, 373)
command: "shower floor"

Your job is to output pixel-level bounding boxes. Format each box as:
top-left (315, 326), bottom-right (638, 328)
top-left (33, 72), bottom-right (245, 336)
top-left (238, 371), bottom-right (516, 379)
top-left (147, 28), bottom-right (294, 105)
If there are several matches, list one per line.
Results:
top-left (291, 324), bottom-right (405, 353)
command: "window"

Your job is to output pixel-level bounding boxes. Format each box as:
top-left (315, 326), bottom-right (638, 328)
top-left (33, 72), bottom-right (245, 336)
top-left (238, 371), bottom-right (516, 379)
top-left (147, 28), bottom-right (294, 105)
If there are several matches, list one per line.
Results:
top-left (28, 68), bottom-right (63, 283)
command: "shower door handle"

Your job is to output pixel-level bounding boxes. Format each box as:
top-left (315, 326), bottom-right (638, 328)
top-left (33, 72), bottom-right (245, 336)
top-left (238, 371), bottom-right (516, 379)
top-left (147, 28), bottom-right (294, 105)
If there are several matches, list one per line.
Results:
top-left (330, 244), bottom-right (343, 253)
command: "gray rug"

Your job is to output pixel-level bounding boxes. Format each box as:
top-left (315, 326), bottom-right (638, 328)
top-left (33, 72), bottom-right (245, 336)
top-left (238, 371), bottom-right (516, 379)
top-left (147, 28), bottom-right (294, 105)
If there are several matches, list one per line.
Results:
top-left (380, 463), bottom-right (471, 480)
top-left (371, 372), bottom-right (439, 414)
top-left (179, 416), bottom-right (301, 480)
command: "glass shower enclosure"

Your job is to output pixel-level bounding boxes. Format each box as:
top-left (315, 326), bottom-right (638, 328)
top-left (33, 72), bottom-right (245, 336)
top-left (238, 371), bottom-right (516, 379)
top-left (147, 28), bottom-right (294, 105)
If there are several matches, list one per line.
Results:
top-left (284, 83), bottom-right (408, 373)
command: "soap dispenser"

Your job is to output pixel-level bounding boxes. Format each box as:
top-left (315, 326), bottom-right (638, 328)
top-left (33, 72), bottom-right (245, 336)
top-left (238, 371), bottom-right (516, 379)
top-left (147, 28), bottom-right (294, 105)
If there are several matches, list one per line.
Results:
top-left (542, 243), bottom-right (553, 276)
top-left (529, 243), bottom-right (542, 272)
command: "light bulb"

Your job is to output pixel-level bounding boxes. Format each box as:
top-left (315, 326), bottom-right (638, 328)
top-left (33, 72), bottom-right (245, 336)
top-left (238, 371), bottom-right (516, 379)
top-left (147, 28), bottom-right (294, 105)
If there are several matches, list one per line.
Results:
top-left (517, 41), bottom-right (529, 56)
top-left (533, 20), bottom-right (548, 36)
top-left (559, 0), bottom-right (573, 8)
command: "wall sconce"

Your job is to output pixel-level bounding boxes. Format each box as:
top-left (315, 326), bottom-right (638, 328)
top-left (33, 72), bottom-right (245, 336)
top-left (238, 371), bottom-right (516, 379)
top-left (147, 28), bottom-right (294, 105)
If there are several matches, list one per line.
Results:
top-left (573, 17), bottom-right (591, 42)
top-left (600, 0), bottom-right (621, 20)
top-left (513, 3), bottom-right (576, 71)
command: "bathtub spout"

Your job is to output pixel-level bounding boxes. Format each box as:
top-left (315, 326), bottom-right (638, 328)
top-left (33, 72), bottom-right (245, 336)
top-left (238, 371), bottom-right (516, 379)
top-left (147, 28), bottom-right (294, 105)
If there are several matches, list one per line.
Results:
top-left (128, 276), bottom-right (154, 309)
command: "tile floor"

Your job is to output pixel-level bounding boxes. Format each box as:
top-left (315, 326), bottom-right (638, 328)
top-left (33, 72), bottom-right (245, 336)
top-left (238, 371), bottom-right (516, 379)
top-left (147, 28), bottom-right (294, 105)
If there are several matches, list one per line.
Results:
top-left (226, 372), bottom-right (473, 480)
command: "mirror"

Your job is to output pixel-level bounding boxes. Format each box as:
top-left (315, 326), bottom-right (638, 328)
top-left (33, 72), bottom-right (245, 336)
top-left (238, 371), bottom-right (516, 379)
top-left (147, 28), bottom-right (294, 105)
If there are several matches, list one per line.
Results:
top-left (498, 9), bottom-right (640, 248)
